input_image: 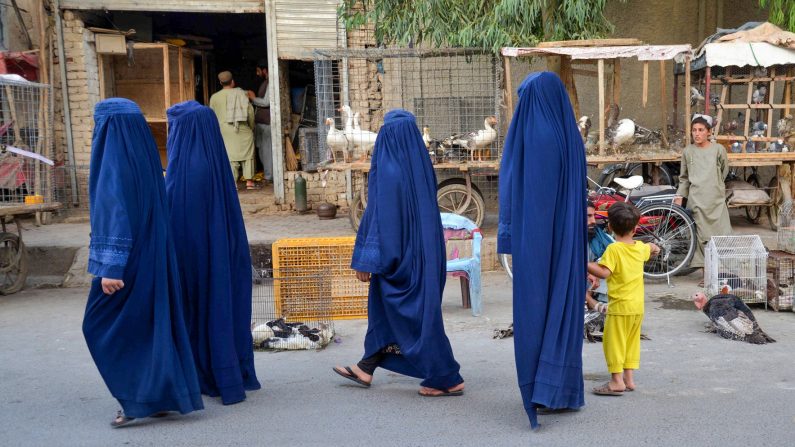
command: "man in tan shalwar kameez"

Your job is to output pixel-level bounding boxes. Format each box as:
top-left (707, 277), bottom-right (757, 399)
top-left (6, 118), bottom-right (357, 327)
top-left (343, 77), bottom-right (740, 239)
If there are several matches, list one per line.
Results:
top-left (209, 71), bottom-right (256, 189)
top-left (675, 116), bottom-right (732, 281)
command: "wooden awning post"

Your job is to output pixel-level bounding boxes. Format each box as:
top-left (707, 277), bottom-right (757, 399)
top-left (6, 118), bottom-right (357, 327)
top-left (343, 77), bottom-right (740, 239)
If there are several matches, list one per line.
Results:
top-left (612, 58), bottom-right (621, 110)
top-left (685, 58), bottom-right (691, 146)
top-left (503, 55), bottom-right (514, 124)
top-left (162, 45), bottom-right (170, 118)
top-left (177, 47), bottom-right (185, 102)
top-left (767, 68), bottom-right (776, 142)
top-left (660, 59), bottom-right (669, 148)
top-left (643, 61), bottom-right (649, 108)
top-left (202, 52), bottom-right (209, 104)
top-left (705, 66), bottom-right (711, 116)
top-left (598, 59), bottom-right (606, 155)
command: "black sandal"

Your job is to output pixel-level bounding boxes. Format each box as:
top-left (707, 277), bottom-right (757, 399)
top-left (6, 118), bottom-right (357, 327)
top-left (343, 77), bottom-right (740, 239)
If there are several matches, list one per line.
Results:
top-left (332, 366), bottom-right (371, 387)
top-left (110, 410), bottom-right (135, 428)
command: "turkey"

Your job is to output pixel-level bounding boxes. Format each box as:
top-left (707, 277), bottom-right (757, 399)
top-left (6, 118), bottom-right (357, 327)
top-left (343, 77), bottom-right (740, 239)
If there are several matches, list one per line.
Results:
top-left (692, 289), bottom-right (775, 344)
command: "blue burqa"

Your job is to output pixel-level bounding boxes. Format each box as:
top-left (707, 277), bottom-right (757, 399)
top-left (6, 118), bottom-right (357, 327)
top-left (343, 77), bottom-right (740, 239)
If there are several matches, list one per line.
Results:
top-left (351, 109), bottom-right (463, 390)
top-left (497, 72), bottom-right (587, 428)
top-left (165, 100), bottom-right (260, 405)
top-left (83, 98), bottom-right (204, 418)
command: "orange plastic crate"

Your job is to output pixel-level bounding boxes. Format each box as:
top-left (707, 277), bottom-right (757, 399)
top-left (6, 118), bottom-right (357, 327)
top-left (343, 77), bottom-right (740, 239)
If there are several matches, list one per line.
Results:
top-left (272, 237), bottom-right (369, 320)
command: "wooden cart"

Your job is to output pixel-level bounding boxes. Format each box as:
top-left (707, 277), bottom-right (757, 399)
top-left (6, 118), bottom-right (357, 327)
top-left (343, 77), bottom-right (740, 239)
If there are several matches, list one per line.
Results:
top-left (0, 202), bottom-right (60, 295)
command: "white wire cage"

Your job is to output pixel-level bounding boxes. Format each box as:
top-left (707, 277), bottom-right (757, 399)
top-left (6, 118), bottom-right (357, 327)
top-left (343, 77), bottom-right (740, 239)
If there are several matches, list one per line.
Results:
top-left (0, 76), bottom-right (54, 206)
top-left (704, 235), bottom-right (768, 306)
top-left (251, 268), bottom-right (336, 351)
top-left (313, 47), bottom-right (503, 165)
top-left (777, 200), bottom-right (795, 254)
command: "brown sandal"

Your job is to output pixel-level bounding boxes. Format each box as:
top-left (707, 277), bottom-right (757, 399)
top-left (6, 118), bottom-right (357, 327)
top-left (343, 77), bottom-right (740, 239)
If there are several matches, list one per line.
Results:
top-left (110, 410), bottom-right (135, 428)
top-left (592, 383), bottom-right (624, 396)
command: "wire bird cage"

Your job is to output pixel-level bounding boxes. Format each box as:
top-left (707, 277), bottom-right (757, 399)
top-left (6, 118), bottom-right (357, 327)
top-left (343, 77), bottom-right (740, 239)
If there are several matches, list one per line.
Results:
top-left (0, 77), bottom-right (54, 206)
top-left (313, 48), bottom-right (503, 164)
top-left (704, 235), bottom-right (768, 306)
top-left (777, 201), bottom-right (795, 254)
top-left (765, 250), bottom-right (795, 312)
top-left (251, 268), bottom-right (335, 351)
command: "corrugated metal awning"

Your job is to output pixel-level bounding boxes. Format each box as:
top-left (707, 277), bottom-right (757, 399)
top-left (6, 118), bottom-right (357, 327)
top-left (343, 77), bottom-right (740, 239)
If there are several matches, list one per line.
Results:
top-left (274, 0), bottom-right (339, 60)
top-left (502, 45), bottom-right (692, 61)
top-left (59, 1), bottom-right (264, 13)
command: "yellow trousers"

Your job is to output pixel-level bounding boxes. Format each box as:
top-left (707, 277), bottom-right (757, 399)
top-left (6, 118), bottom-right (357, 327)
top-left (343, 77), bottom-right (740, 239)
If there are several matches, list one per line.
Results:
top-left (603, 314), bottom-right (643, 373)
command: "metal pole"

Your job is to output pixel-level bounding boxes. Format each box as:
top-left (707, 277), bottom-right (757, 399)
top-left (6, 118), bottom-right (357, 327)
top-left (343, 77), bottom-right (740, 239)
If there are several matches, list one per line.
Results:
top-left (54, 0), bottom-right (79, 206)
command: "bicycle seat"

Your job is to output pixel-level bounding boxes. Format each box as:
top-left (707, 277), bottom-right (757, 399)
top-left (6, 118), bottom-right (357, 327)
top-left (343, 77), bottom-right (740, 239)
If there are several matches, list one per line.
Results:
top-left (631, 185), bottom-right (677, 200)
top-left (613, 175), bottom-right (644, 190)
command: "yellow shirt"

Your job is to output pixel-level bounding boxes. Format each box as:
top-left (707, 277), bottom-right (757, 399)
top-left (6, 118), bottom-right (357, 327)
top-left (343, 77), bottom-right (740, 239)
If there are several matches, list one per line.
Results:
top-left (598, 241), bottom-right (651, 315)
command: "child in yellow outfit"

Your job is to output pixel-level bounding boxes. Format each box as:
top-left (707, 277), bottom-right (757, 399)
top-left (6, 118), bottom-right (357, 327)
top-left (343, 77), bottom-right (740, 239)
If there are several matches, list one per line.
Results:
top-left (588, 202), bottom-right (659, 396)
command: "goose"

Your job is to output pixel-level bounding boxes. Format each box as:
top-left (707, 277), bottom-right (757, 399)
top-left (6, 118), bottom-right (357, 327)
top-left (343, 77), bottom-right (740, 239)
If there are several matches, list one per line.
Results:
top-left (350, 110), bottom-right (377, 161)
top-left (324, 117), bottom-right (349, 163)
top-left (442, 116), bottom-right (498, 161)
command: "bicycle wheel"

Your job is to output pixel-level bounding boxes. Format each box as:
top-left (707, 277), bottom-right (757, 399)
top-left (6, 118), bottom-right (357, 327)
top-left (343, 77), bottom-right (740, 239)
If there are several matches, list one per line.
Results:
top-left (500, 253), bottom-right (513, 279)
top-left (744, 173), bottom-right (763, 224)
top-left (348, 193), bottom-right (365, 231)
top-left (635, 203), bottom-right (696, 279)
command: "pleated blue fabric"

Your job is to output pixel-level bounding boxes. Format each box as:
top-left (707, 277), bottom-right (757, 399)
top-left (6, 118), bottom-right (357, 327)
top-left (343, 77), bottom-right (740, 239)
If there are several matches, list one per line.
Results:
top-left (352, 109), bottom-right (463, 390)
top-left (83, 98), bottom-right (203, 418)
top-left (497, 72), bottom-right (587, 428)
top-left (165, 100), bottom-right (260, 405)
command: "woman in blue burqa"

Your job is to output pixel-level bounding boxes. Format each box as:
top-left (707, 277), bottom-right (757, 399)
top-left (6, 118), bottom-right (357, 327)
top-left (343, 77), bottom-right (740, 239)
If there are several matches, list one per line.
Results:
top-left (497, 72), bottom-right (587, 428)
top-left (82, 98), bottom-right (203, 427)
top-left (165, 100), bottom-right (261, 405)
top-left (332, 109), bottom-right (465, 396)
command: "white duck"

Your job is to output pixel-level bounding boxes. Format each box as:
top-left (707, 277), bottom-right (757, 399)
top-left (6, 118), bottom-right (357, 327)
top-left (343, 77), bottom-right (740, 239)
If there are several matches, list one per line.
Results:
top-left (605, 104), bottom-right (635, 153)
top-left (444, 116), bottom-right (498, 161)
top-left (324, 117), bottom-right (348, 163)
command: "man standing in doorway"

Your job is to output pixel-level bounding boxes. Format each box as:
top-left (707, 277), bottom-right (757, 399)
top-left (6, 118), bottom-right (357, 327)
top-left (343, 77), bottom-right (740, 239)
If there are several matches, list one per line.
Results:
top-left (209, 70), bottom-right (256, 190)
top-left (248, 60), bottom-right (272, 184)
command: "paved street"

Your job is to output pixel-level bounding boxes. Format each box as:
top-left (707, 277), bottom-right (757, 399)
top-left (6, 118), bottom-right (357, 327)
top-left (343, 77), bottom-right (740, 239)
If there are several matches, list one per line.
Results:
top-left (1, 271), bottom-right (793, 446)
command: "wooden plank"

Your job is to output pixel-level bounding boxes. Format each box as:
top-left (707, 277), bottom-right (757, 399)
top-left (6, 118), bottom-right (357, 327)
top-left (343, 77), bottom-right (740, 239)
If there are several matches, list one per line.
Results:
top-left (768, 68), bottom-right (776, 141)
top-left (162, 45), bottom-right (170, 140)
top-left (642, 62), bottom-right (649, 107)
top-left (503, 56), bottom-right (514, 124)
top-left (716, 104), bottom-right (793, 110)
top-left (560, 56), bottom-right (580, 118)
top-left (707, 76), bottom-right (795, 84)
top-left (705, 66), bottom-right (711, 115)
top-left (743, 77), bottom-right (753, 150)
top-left (537, 38), bottom-right (643, 48)
top-left (177, 47), bottom-right (184, 102)
top-left (598, 59), bottom-right (605, 155)
top-left (612, 58), bottom-right (621, 110)
top-left (714, 77), bottom-right (729, 136)
top-left (660, 60), bottom-right (668, 147)
top-left (571, 68), bottom-right (598, 78)
top-left (685, 58), bottom-right (691, 145)
top-left (0, 203), bottom-right (62, 217)
top-left (202, 52), bottom-right (209, 104)
top-left (786, 67), bottom-right (792, 116)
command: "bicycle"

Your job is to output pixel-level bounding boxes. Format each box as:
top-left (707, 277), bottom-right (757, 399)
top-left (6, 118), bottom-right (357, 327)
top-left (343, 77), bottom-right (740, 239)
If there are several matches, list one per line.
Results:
top-left (501, 175), bottom-right (697, 282)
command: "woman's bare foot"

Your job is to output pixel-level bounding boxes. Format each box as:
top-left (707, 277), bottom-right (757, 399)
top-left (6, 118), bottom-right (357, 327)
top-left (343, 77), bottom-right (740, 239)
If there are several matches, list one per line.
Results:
top-left (332, 364), bottom-right (372, 386)
top-left (418, 382), bottom-right (465, 397)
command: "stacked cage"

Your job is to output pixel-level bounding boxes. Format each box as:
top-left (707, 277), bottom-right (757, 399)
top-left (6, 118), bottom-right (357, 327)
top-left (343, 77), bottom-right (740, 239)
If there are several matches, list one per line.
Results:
top-left (777, 201), bottom-right (795, 254)
top-left (313, 48), bottom-right (503, 165)
top-left (765, 250), bottom-right (795, 312)
top-left (704, 235), bottom-right (768, 307)
top-left (0, 77), bottom-right (54, 206)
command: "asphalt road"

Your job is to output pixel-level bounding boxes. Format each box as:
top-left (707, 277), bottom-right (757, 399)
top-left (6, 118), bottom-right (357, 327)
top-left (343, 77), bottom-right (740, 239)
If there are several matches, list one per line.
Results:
top-left (1, 272), bottom-right (793, 446)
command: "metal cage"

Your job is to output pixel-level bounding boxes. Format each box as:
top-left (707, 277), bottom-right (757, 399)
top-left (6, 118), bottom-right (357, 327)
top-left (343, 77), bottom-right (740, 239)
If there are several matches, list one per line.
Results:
top-left (704, 235), bottom-right (768, 306)
top-left (313, 47), bottom-right (503, 164)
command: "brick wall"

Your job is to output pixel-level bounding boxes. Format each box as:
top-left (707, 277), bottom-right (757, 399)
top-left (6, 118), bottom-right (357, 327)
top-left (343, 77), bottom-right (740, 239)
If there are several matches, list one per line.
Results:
top-left (283, 170), bottom-right (350, 210)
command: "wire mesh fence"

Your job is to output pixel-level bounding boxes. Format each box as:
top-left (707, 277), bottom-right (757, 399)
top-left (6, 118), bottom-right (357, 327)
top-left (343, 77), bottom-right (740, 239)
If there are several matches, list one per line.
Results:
top-left (0, 77), bottom-right (55, 207)
top-left (766, 250), bottom-right (795, 312)
top-left (251, 268), bottom-right (336, 351)
top-left (777, 201), bottom-right (795, 254)
top-left (313, 48), bottom-right (503, 165)
top-left (704, 235), bottom-right (768, 306)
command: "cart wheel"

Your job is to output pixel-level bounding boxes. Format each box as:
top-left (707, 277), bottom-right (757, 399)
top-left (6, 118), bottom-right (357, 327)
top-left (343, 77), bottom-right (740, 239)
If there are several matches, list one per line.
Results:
top-left (745, 174), bottom-right (763, 224)
top-left (0, 232), bottom-right (27, 295)
top-left (348, 193), bottom-right (365, 231)
top-left (768, 176), bottom-right (781, 231)
top-left (437, 180), bottom-right (485, 227)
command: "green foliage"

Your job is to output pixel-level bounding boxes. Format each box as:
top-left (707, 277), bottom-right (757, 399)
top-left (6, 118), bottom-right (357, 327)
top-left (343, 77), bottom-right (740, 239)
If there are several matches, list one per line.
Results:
top-left (760, 0), bottom-right (795, 32)
top-left (338, 1), bottom-right (621, 51)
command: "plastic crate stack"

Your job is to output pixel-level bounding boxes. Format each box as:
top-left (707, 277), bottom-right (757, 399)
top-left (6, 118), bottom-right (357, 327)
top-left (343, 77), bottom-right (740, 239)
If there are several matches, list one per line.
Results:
top-left (271, 237), bottom-right (369, 320)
